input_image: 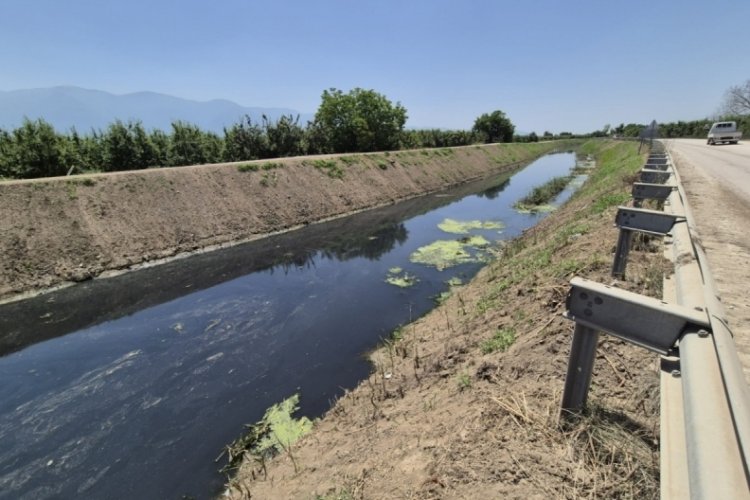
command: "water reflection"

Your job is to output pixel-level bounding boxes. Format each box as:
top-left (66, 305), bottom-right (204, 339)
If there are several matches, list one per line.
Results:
top-left (0, 170), bottom-right (512, 357)
top-left (476, 178), bottom-right (511, 199)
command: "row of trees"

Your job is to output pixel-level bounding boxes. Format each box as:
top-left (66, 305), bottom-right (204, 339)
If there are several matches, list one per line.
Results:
top-left (3, 80), bottom-right (749, 180)
top-left (0, 88), bottom-right (524, 179)
top-left (607, 115), bottom-right (750, 140)
top-left (611, 79), bottom-right (750, 139)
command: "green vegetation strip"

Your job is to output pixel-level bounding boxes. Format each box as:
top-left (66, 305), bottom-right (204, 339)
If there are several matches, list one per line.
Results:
top-left (514, 175), bottom-right (572, 212)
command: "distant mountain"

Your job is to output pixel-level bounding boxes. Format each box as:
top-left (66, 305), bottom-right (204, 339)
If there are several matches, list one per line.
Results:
top-left (0, 86), bottom-right (314, 134)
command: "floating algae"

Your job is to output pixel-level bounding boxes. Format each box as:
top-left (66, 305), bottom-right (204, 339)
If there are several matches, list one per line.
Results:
top-left (222, 394), bottom-right (312, 473)
top-left (410, 234), bottom-right (492, 271)
top-left (256, 394), bottom-right (313, 454)
top-left (410, 240), bottom-right (473, 271)
top-left (515, 204), bottom-right (557, 214)
top-left (460, 235), bottom-right (490, 247)
top-left (438, 218), bottom-right (505, 234)
top-left (385, 268), bottom-right (419, 288)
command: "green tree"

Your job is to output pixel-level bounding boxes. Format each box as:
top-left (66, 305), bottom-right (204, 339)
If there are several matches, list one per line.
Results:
top-left (472, 110), bottom-right (515, 143)
top-left (10, 118), bottom-right (68, 178)
top-left (400, 129), bottom-right (476, 148)
top-left (149, 129), bottom-right (170, 166)
top-left (79, 131), bottom-right (105, 172)
top-left (313, 88), bottom-right (408, 153)
top-left (264, 114), bottom-right (304, 157)
top-left (0, 128), bottom-right (15, 178)
top-left (202, 130), bottom-right (223, 164)
top-left (169, 121), bottom-right (209, 166)
top-left (102, 120), bottom-right (155, 171)
top-left (223, 117), bottom-right (269, 162)
top-left (132, 122), bottom-right (157, 167)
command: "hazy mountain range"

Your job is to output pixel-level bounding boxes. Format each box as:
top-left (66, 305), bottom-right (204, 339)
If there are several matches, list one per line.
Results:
top-left (0, 86), bottom-right (314, 134)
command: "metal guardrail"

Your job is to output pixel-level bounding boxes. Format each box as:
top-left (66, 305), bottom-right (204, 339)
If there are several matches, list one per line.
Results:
top-left (559, 141), bottom-right (750, 498)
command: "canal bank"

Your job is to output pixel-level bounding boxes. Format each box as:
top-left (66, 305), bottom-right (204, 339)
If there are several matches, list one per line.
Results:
top-left (228, 140), bottom-right (667, 499)
top-left (0, 141), bottom-right (573, 301)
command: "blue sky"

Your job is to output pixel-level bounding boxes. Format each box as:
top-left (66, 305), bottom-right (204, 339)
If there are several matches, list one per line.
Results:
top-left (1, 0), bottom-right (748, 133)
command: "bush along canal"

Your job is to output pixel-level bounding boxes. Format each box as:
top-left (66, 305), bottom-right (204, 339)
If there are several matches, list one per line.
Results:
top-left (0, 152), bottom-right (583, 499)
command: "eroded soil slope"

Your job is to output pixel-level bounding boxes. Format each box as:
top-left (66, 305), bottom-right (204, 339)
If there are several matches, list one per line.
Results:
top-left (0, 143), bottom-right (566, 300)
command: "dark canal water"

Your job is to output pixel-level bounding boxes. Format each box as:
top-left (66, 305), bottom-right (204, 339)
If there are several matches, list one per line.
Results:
top-left (0, 152), bottom-right (579, 499)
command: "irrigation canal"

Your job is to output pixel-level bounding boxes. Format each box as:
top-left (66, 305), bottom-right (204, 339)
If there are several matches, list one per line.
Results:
top-left (0, 152), bottom-right (580, 499)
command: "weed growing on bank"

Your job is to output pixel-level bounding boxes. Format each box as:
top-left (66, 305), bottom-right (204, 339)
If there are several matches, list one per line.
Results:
top-left (514, 175), bottom-right (572, 212)
top-left (311, 159), bottom-right (344, 179)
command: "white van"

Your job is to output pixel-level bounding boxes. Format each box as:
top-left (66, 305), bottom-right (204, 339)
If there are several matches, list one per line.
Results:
top-left (707, 121), bottom-right (742, 145)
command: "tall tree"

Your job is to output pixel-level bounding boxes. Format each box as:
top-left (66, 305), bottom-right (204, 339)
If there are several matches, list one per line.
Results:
top-left (0, 128), bottom-right (15, 178)
top-left (10, 118), bottom-right (68, 178)
top-left (223, 117), bottom-right (268, 162)
top-left (169, 121), bottom-right (209, 166)
top-left (472, 110), bottom-right (515, 143)
top-left (102, 120), bottom-right (155, 171)
top-left (264, 114), bottom-right (304, 157)
top-left (313, 88), bottom-right (407, 153)
top-left (721, 79), bottom-right (750, 115)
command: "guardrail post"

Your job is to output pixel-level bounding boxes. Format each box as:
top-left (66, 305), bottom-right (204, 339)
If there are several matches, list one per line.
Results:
top-left (561, 324), bottom-right (600, 413)
top-left (640, 169), bottom-right (671, 184)
top-left (612, 228), bottom-right (632, 277)
top-left (644, 162), bottom-right (671, 171)
top-left (612, 207), bottom-right (684, 277)
top-left (631, 183), bottom-right (674, 207)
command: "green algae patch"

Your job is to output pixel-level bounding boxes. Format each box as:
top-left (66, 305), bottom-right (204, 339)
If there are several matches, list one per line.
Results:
top-left (438, 218), bottom-right (505, 234)
top-left (221, 393), bottom-right (312, 474)
top-left (461, 235), bottom-right (490, 247)
top-left (411, 233), bottom-right (496, 271)
top-left (385, 268), bottom-right (419, 288)
top-left (515, 203), bottom-right (557, 214)
top-left (434, 291), bottom-right (452, 305)
top-left (408, 240), bottom-right (473, 271)
top-left (446, 277), bottom-right (463, 287)
top-left (256, 394), bottom-right (313, 454)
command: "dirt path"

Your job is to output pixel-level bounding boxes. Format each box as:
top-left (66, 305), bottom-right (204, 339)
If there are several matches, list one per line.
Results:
top-left (665, 138), bottom-right (750, 383)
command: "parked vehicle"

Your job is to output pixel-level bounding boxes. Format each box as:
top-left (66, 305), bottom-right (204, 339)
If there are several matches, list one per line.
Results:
top-left (707, 121), bottom-right (742, 145)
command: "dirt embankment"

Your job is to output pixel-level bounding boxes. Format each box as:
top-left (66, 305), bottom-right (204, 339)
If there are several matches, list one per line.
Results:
top-left (227, 141), bottom-right (667, 499)
top-left (0, 142), bottom-right (568, 301)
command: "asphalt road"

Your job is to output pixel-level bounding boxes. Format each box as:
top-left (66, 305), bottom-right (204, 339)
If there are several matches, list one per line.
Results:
top-left (665, 138), bottom-right (750, 381)
top-left (666, 138), bottom-right (750, 202)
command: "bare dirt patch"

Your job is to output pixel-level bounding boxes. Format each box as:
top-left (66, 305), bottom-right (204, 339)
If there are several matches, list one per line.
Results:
top-left (227, 142), bottom-right (664, 499)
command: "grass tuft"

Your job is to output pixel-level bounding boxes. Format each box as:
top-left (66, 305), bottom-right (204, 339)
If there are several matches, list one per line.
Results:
top-left (480, 327), bottom-right (516, 354)
top-left (312, 159), bottom-right (344, 179)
